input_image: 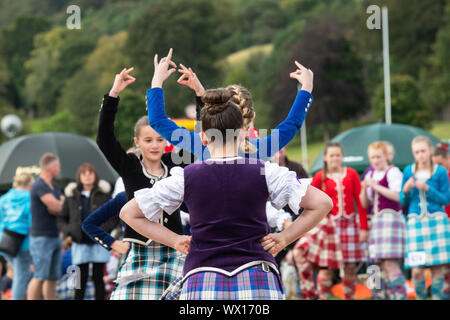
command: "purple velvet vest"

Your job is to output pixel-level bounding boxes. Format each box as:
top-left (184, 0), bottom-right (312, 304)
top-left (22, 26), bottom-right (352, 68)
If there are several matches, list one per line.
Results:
top-left (371, 166), bottom-right (402, 213)
top-left (182, 158), bottom-right (276, 275)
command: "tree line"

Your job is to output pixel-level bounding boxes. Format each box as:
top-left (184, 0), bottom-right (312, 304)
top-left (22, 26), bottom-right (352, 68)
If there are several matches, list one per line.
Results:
top-left (0, 0), bottom-right (449, 147)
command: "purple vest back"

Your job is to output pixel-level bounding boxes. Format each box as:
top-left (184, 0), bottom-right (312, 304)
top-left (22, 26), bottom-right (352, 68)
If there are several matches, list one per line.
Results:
top-left (371, 166), bottom-right (402, 213)
top-left (183, 158), bottom-right (276, 275)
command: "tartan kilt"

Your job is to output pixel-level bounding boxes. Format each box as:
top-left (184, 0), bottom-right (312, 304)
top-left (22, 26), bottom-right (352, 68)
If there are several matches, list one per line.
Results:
top-left (405, 211), bottom-right (450, 269)
top-left (109, 241), bottom-right (185, 300)
top-left (334, 215), bottom-right (366, 263)
top-left (179, 264), bottom-right (284, 300)
top-left (368, 209), bottom-right (406, 260)
top-left (294, 214), bottom-right (343, 269)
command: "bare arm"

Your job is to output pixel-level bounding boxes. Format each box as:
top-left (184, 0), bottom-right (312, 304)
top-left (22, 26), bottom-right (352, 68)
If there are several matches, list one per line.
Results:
top-left (360, 181), bottom-right (370, 209)
top-left (261, 186), bottom-right (332, 256)
top-left (371, 183), bottom-right (400, 202)
top-left (119, 199), bottom-right (191, 254)
top-left (41, 193), bottom-right (64, 215)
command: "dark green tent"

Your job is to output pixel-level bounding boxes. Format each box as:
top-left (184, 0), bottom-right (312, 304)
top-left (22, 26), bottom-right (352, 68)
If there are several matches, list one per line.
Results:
top-left (309, 123), bottom-right (441, 175)
top-left (0, 132), bottom-right (118, 187)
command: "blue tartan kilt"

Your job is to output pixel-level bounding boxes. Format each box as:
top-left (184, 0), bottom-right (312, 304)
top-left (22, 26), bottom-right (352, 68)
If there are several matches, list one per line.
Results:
top-left (405, 211), bottom-right (450, 269)
top-left (109, 241), bottom-right (185, 300)
top-left (161, 263), bottom-right (284, 300)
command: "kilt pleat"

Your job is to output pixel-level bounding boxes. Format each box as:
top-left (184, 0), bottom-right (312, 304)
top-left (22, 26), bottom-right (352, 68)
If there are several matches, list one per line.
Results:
top-left (405, 212), bottom-right (450, 269)
top-left (179, 264), bottom-right (285, 300)
top-left (334, 215), bottom-right (366, 263)
top-left (295, 215), bottom-right (343, 269)
top-left (110, 241), bottom-right (185, 300)
top-left (368, 209), bottom-right (406, 260)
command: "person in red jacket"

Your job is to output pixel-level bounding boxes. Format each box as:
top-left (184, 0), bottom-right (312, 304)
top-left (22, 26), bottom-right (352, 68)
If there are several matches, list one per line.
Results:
top-left (292, 142), bottom-right (368, 300)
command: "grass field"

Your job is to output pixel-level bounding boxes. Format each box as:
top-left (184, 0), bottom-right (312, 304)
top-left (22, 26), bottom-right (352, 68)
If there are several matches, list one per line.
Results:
top-left (286, 121), bottom-right (450, 173)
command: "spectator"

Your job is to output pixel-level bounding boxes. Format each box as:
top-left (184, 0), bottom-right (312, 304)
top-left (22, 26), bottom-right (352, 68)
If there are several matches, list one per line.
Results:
top-left (56, 163), bottom-right (116, 300)
top-left (27, 153), bottom-right (64, 300)
top-left (0, 173), bottom-right (34, 299)
top-left (0, 260), bottom-right (13, 300)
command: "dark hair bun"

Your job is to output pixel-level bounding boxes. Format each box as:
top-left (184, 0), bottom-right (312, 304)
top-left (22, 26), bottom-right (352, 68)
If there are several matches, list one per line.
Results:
top-left (202, 89), bottom-right (234, 115)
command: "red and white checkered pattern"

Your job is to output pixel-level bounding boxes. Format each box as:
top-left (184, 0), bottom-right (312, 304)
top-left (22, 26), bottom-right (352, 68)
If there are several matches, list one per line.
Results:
top-left (334, 215), bottom-right (366, 262)
top-left (294, 215), bottom-right (343, 269)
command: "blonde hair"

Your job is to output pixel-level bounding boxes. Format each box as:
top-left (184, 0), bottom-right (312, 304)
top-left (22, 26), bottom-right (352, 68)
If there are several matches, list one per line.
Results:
top-left (134, 116), bottom-right (149, 138)
top-left (411, 136), bottom-right (433, 175)
top-left (13, 173), bottom-right (34, 189)
top-left (226, 85), bottom-right (257, 154)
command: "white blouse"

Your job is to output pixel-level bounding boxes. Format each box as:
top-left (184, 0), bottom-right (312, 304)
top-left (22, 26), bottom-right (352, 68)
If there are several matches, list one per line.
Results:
top-left (364, 166), bottom-right (403, 202)
top-left (265, 202), bottom-right (292, 231)
top-left (134, 158), bottom-right (312, 223)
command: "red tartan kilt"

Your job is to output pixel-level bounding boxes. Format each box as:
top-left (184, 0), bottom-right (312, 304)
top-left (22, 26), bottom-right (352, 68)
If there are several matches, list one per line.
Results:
top-left (294, 214), bottom-right (365, 268)
top-left (334, 214), bottom-right (365, 262)
top-left (294, 215), bottom-right (343, 269)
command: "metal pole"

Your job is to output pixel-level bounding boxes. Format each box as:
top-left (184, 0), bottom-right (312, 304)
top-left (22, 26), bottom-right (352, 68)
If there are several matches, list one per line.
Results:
top-left (382, 6), bottom-right (392, 125)
top-left (301, 122), bottom-right (308, 170)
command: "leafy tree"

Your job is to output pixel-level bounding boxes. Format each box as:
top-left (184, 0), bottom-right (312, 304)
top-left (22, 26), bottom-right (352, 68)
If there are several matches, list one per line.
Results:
top-left (24, 26), bottom-right (96, 116)
top-left (372, 74), bottom-right (433, 129)
top-left (264, 18), bottom-right (367, 141)
top-left (57, 31), bottom-right (132, 137)
top-left (382, 0), bottom-right (447, 78)
top-left (114, 90), bottom-right (147, 149)
top-left (420, 0), bottom-right (450, 114)
top-left (0, 0), bottom-right (71, 27)
top-left (0, 15), bottom-right (51, 108)
top-left (126, 0), bottom-right (235, 117)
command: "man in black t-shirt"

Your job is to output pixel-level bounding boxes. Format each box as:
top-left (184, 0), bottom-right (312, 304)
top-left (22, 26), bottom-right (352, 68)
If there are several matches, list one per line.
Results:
top-left (28, 153), bottom-right (64, 300)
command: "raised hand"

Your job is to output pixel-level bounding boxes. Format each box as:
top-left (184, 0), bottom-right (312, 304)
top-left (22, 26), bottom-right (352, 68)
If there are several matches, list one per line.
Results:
top-left (151, 48), bottom-right (177, 88)
top-left (109, 67), bottom-right (136, 98)
top-left (290, 61), bottom-right (314, 93)
top-left (177, 64), bottom-right (205, 96)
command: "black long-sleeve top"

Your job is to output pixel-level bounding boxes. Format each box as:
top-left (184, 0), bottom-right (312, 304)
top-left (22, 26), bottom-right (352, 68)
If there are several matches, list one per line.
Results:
top-left (96, 94), bottom-right (195, 244)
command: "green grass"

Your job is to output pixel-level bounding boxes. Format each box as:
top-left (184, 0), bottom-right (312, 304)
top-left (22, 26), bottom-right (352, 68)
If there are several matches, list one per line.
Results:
top-left (430, 121), bottom-right (450, 141)
top-left (285, 140), bottom-right (324, 173)
top-left (221, 43), bottom-right (273, 67)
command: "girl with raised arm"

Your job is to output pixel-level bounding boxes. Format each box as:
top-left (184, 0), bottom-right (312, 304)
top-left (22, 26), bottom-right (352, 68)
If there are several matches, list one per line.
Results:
top-left (400, 136), bottom-right (450, 300)
top-left (147, 48), bottom-right (314, 161)
top-left (96, 67), bottom-right (194, 300)
top-left (120, 88), bottom-right (331, 300)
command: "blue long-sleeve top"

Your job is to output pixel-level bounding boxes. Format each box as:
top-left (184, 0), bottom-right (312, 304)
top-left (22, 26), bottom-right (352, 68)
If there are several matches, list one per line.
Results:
top-left (0, 189), bottom-right (32, 251)
top-left (147, 88), bottom-right (313, 161)
top-left (399, 164), bottom-right (450, 216)
top-left (81, 191), bottom-right (127, 250)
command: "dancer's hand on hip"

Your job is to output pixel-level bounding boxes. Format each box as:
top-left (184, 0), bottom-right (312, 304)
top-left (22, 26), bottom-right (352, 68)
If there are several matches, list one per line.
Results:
top-left (151, 48), bottom-right (177, 88)
top-left (174, 235), bottom-right (192, 255)
top-left (109, 67), bottom-right (136, 98)
top-left (260, 233), bottom-right (287, 257)
top-left (111, 240), bottom-right (131, 255)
